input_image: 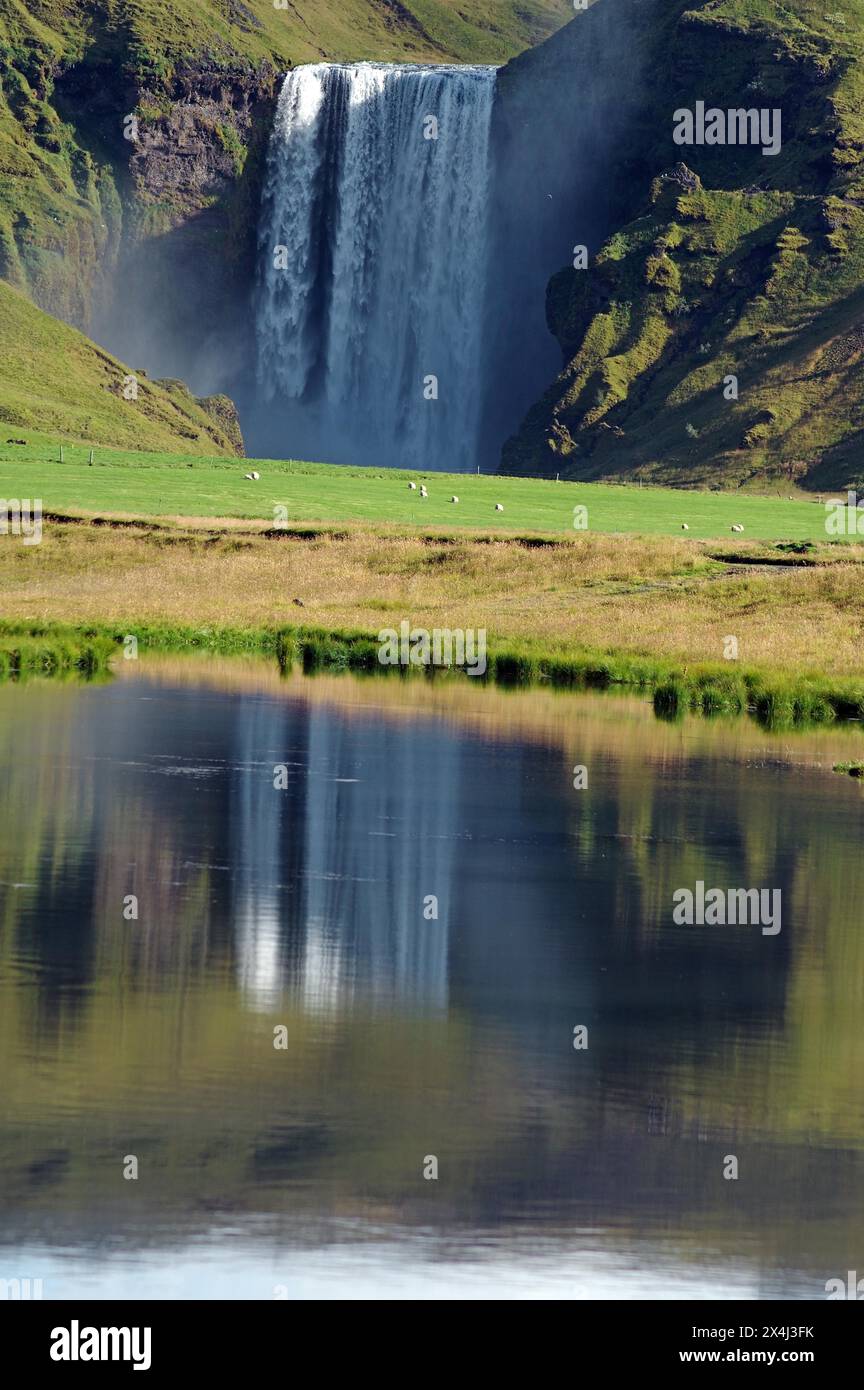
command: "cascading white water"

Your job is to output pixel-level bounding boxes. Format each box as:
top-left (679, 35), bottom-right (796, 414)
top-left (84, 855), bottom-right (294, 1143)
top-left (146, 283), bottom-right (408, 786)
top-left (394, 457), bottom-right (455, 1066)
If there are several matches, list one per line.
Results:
top-left (255, 63), bottom-right (497, 472)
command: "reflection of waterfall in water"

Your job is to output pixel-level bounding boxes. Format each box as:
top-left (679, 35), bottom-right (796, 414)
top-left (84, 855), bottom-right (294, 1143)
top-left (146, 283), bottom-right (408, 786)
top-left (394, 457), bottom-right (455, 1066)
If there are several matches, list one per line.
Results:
top-left (255, 63), bottom-right (497, 472)
top-left (229, 696), bottom-right (458, 1013)
top-left (301, 707), bottom-right (458, 1012)
top-left (232, 698), bottom-right (286, 1012)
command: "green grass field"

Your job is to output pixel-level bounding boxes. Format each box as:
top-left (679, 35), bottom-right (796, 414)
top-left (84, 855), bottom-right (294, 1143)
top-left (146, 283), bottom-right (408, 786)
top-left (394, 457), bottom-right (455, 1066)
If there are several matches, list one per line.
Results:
top-left (0, 438), bottom-right (850, 541)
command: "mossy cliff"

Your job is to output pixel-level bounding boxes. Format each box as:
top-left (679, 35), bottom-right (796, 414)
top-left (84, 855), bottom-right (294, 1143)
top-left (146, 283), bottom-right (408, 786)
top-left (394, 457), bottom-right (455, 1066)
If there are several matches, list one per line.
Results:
top-left (501, 0), bottom-right (864, 491)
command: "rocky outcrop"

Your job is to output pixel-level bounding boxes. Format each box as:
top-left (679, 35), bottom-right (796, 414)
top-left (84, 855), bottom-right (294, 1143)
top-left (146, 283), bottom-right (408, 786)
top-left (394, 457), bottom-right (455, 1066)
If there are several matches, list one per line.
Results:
top-left (1, 21), bottom-right (280, 373)
top-left (126, 63), bottom-right (278, 229)
top-left (195, 392), bottom-right (246, 455)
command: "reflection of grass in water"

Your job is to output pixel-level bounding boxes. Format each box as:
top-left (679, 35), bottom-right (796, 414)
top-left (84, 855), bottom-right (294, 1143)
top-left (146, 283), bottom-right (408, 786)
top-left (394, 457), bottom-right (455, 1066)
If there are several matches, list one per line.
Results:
top-left (833, 760), bottom-right (864, 778)
top-left (1, 644), bottom-right (864, 1260)
top-left (114, 655), bottom-right (864, 778)
top-left (3, 617), bottom-right (864, 732)
top-left (287, 630), bottom-right (864, 731)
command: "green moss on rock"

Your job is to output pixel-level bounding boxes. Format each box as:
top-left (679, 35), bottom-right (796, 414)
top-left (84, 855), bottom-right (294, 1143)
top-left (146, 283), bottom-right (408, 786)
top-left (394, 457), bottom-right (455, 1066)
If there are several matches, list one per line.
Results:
top-left (504, 1), bottom-right (864, 491)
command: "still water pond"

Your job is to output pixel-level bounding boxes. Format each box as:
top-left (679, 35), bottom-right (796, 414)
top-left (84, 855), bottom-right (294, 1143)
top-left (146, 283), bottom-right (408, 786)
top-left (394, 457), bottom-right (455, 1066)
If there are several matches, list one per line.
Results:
top-left (1, 659), bottom-right (862, 1299)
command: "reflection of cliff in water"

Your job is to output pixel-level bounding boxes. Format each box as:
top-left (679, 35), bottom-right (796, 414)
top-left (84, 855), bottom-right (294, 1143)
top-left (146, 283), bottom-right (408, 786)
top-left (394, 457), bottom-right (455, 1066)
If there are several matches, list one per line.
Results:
top-left (0, 675), bottom-right (807, 1034)
top-left (1, 672), bottom-right (864, 1284)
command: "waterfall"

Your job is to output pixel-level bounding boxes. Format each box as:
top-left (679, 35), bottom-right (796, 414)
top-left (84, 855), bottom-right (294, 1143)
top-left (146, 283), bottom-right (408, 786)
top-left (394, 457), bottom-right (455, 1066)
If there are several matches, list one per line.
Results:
top-left (255, 63), bottom-right (497, 472)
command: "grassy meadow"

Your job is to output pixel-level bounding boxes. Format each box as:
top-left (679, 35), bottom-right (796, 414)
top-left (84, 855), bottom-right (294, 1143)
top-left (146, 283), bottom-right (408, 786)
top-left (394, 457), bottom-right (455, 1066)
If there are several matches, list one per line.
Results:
top-left (0, 438), bottom-right (852, 540)
top-left (2, 437), bottom-right (863, 721)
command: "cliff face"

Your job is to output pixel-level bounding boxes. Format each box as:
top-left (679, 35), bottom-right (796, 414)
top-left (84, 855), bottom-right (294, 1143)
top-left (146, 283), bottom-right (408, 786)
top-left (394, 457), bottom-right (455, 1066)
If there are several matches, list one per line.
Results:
top-left (485, 0), bottom-right (658, 461)
top-left (7, 0), bottom-right (861, 485)
top-left (501, 0), bottom-right (864, 491)
top-left (86, 58), bottom-right (281, 390)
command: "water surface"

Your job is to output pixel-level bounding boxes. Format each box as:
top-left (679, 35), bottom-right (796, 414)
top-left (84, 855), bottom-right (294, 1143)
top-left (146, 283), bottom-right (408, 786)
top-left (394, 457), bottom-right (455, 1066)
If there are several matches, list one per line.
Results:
top-left (1, 661), bottom-right (862, 1299)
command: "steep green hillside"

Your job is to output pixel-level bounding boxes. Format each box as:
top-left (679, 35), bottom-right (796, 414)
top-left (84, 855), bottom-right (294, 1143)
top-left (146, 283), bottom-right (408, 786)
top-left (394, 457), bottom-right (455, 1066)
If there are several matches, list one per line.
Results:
top-left (503, 0), bottom-right (864, 492)
top-left (0, 278), bottom-right (243, 453)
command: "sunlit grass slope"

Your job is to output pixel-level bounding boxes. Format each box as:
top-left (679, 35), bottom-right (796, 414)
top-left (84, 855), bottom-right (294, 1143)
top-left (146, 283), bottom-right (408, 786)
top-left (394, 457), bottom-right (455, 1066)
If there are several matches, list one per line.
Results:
top-left (0, 284), bottom-right (241, 455)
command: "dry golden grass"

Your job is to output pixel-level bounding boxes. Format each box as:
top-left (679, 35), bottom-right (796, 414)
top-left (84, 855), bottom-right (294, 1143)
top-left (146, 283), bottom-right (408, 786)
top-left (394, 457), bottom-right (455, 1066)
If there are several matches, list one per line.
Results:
top-left (2, 519), bottom-right (864, 676)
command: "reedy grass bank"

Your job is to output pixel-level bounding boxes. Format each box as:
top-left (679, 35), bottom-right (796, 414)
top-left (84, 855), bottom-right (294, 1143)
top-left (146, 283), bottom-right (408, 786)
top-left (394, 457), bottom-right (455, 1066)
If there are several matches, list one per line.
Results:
top-left (6, 518), bottom-right (864, 682)
top-left (2, 619), bottom-right (863, 731)
top-left (0, 629), bottom-right (114, 681)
